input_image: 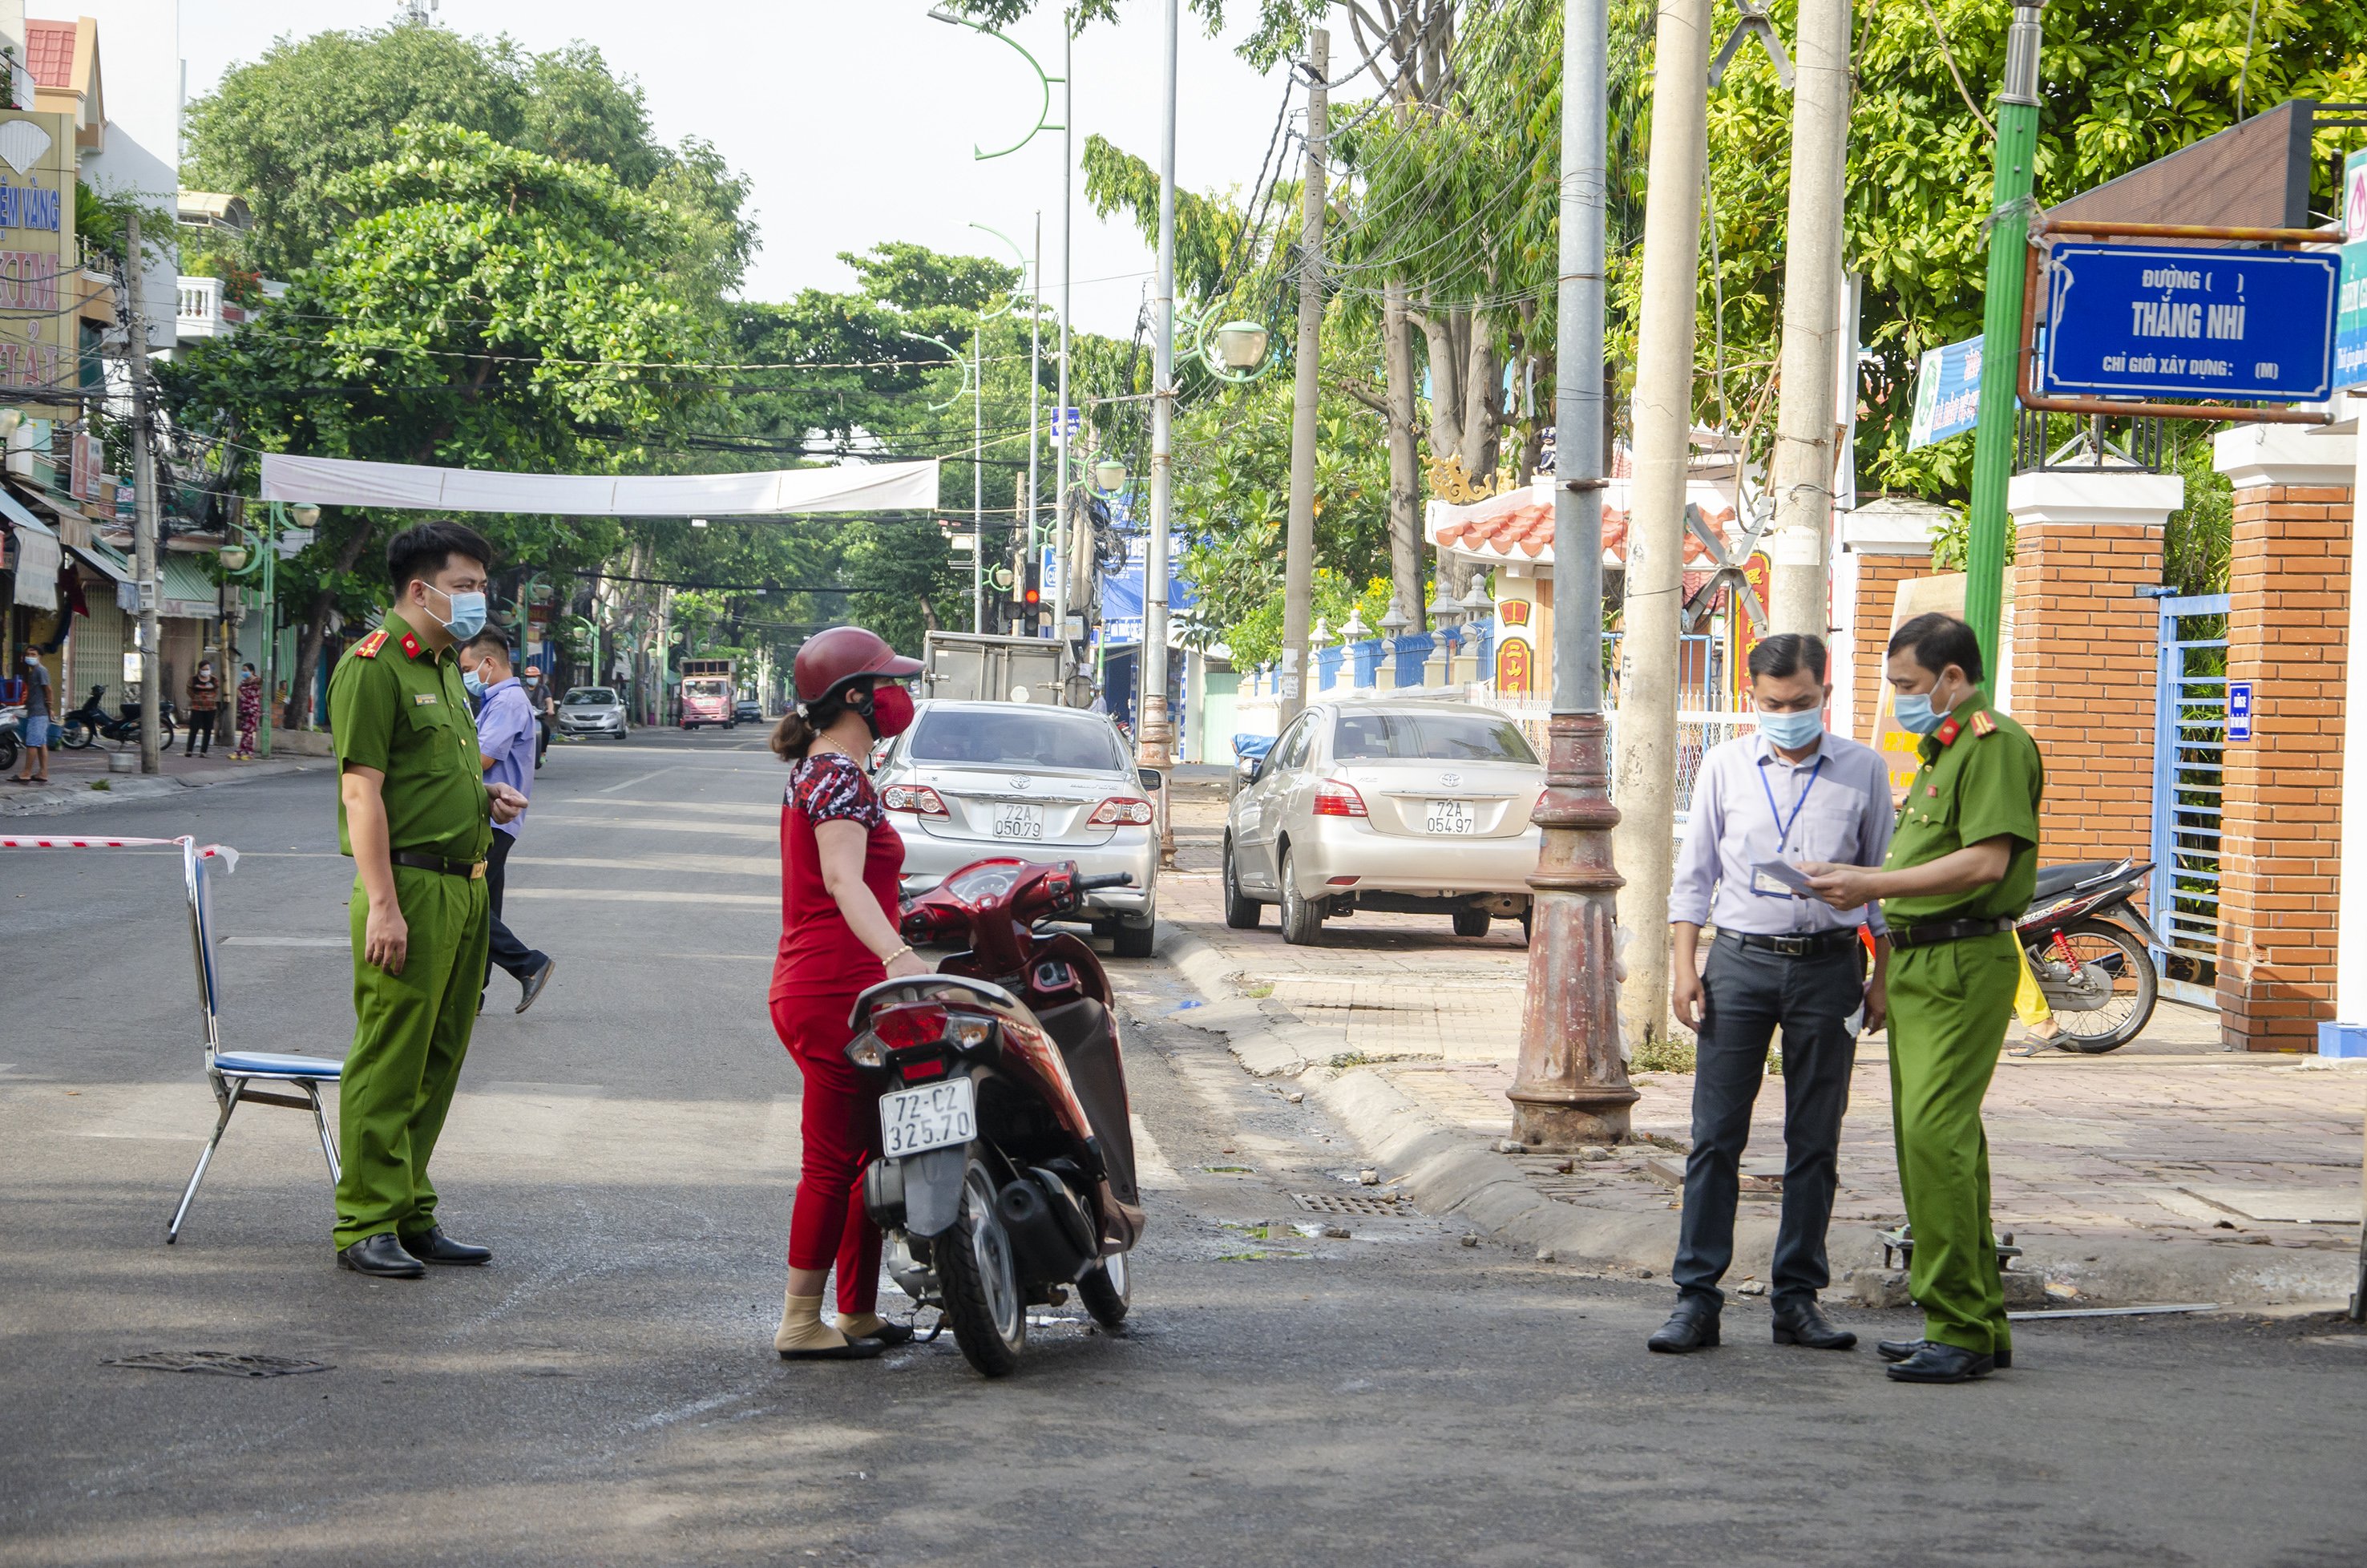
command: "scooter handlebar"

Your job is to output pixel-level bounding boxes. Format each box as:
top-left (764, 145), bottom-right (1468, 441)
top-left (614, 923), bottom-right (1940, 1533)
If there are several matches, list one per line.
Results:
top-left (1074, 873), bottom-right (1136, 891)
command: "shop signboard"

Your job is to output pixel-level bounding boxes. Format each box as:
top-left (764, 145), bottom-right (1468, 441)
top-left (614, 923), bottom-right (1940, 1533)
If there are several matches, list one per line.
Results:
top-left (0, 111), bottom-right (72, 402)
top-left (2335, 149), bottom-right (2367, 390)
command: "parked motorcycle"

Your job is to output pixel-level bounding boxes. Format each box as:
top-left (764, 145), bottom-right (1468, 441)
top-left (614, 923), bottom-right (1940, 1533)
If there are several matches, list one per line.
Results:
top-left (849, 856), bottom-right (1147, 1378)
top-left (2017, 858), bottom-right (2160, 1053)
top-left (0, 703), bottom-right (20, 774)
top-left (59, 685), bottom-right (176, 751)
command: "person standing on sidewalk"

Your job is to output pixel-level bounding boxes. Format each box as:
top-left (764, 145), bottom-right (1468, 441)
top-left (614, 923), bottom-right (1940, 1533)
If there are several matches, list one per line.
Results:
top-left (1651, 633), bottom-right (1892, 1357)
top-left (232, 663), bottom-right (262, 760)
top-left (458, 629), bottom-right (556, 1014)
top-left (1806, 612), bottom-right (2042, 1385)
top-left (184, 661), bottom-right (221, 757)
top-left (328, 520), bottom-right (527, 1279)
top-left (8, 646), bottom-right (49, 783)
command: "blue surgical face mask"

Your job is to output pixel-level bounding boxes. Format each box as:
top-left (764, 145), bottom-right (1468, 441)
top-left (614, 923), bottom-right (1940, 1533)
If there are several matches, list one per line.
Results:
top-left (463, 671), bottom-right (487, 701)
top-left (1757, 706), bottom-right (1826, 750)
top-left (1893, 673), bottom-right (1967, 737)
top-left (427, 584), bottom-right (488, 641)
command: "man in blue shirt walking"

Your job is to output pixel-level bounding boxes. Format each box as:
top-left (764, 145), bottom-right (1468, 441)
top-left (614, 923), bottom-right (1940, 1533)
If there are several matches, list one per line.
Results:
top-left (460, 630), bottom-right (556, 1013)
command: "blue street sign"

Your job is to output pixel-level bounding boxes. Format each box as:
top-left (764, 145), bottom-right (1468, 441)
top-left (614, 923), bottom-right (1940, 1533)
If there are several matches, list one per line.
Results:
top-left (2042, 244), bottom-right (2339, 402)
top-left (1049, 406), bottom-right (1080, 440)
top-left (2228, 681), bottom-right (2253, 743)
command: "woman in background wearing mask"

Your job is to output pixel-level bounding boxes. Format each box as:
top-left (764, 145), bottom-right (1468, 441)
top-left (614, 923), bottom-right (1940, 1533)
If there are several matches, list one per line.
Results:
top-left (185, 660), bottom-right (221, 757)
top-left (232, 662), bottom-right (262, 760)
top-left (766, 626), bottom-right (929, 1361)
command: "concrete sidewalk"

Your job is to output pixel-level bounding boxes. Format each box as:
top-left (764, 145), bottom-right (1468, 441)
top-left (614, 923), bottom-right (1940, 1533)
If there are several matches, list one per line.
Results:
top-left (1, 735), bottom-right (324, 816)
top-left (1156, 797), bottom-right (2366, 1311)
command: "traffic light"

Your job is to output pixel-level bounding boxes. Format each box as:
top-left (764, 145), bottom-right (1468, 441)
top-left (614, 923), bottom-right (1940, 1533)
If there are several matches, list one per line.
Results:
top-left (1018, 554), bottom-right (1040, 609)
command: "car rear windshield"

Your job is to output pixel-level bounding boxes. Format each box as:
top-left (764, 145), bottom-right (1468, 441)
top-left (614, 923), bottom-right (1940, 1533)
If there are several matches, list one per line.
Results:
top-left (564, 688), bottom-right (616, 705)
top-left (1331, 711), bottom-right (1538, 765)
top-left (907, 707), bottom-right (1127, 773)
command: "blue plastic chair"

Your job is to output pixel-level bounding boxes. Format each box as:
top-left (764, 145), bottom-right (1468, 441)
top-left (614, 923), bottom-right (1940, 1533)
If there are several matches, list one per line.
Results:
top-left (168, 840), bottom-right (343, 1243)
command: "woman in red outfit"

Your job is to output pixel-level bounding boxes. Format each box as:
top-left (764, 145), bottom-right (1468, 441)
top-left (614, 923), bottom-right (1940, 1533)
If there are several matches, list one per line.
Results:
top-left (768, 626), bottom-right (928, 1360)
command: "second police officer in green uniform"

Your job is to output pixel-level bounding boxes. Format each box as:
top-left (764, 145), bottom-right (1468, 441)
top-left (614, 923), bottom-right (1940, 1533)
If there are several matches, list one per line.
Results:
top-left (1806, 612), bottom-right (2042, 1384)
top-left (329, 521), bottom-right (528, 1278)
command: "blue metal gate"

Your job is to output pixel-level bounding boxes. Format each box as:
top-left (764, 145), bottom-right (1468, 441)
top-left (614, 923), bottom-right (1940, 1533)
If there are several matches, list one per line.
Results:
top-left (2149, 594), bottom-right (2228, 1008)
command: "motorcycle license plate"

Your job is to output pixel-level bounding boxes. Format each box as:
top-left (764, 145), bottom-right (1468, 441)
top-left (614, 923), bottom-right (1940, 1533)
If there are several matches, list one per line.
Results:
top-left (992, 803), bottom-right (1044, 840)
top-left (879, 1077), bottom-right (976, 1158)
top-left (1425, 799), bottom-right (1476, 835)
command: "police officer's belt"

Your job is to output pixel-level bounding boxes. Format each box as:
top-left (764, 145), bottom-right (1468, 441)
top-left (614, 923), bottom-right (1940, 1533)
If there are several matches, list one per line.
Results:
top-left (1726, 928), bottom-right (1860, 959)
top-left (391, 851), bottom-right (487, 879)
top-left (1888, 915), bottom-right (2015, 950)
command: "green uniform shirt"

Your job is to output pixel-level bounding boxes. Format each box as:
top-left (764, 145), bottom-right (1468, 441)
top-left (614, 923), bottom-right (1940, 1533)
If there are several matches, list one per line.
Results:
top-left (1880, 687), bottom-right (2043, 927)
top-left (328, 608), bottom-right (493, 863)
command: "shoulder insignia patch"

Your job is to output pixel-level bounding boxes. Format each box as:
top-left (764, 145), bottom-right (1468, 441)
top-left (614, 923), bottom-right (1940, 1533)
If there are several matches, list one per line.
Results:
top-left (353, 628), bottom-right (389, 660)
top-left (1935, 715), bottom-right (1961, 747)
top-left (414, 692), bottom-right (438, 705)
top-left (399, 632), bottom-right (423, 660)
top-left (1968, 709), bottom-right (1997, 737)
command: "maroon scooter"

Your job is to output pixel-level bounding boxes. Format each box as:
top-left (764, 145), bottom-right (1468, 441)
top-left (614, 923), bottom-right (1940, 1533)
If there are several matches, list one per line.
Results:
top-left (849, 857), bottom-right (1146, 1377)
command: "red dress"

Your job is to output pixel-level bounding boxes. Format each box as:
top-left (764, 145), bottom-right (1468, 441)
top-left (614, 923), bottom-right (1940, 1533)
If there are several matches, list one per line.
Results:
top-left (769, 750), bottom-right (904, 1314)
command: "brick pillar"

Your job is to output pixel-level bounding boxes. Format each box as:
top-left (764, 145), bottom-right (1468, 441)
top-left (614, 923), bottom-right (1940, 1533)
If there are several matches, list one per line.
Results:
top-left (2214, 423), bottom-right (2355, 1053)
top-left (2006, 470), bottom-right (2179, 867)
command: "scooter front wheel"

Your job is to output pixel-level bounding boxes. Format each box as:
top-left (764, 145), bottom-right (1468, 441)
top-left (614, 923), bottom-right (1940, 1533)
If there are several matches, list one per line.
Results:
top-left (938, 1156), bottom-right (1026, 1377)
top-left (1078, 1249), bottom-right (1131, 1328)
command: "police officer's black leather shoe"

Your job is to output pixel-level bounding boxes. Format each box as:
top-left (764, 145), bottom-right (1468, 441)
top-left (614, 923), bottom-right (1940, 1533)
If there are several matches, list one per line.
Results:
top-left (1771, 1300), bottom-right (1858, 1350)
top-left (400, 1226), bottom-right (493, 1265)
top-left (516, 957), bottom-right (557, 1015)
top-left (1884, 1341), bottom-right (1994, 1383)
top-left (1646, 1299), bottom-right (1720, 1353)
top-left (338, 1233), bottom-right (426, 1278)
top-left (1878, 1336), bottom-right (2010, 1369)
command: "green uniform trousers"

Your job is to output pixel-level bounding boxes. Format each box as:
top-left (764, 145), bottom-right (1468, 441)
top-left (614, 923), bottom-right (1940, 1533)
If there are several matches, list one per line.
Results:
top-left (1886, 931), bottom-right (2018, 1358)
top-left (333, 863), bottom-right (490, 1251)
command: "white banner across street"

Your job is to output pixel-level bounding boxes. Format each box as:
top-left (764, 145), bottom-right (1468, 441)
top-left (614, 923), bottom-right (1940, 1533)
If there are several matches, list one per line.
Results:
top-left (258, 455), bottom-right (939, 516)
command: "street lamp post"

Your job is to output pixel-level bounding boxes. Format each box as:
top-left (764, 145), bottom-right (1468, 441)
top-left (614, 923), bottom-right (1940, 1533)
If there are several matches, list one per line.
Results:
top-left (1141, 0), bottom-right (1180, 828)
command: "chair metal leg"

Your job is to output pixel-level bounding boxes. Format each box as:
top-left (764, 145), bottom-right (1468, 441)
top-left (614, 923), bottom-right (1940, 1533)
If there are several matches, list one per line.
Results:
top-left (305, 1083), bottom-right (341, 1184)
top-left (167, 1080), bottom-right (245, 1244)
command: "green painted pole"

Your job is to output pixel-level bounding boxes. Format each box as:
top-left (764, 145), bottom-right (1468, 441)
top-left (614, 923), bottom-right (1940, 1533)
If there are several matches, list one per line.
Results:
top-left (1963, 0), bottom-right (2046, 677)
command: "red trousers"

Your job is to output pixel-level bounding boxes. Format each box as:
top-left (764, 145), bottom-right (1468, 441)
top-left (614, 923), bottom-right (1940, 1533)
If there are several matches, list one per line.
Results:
top-left (771, 990), bottom-right (883, 1315)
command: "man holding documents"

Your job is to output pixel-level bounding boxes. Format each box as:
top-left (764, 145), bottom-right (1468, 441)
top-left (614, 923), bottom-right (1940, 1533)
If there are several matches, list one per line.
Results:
top-left (1650, 633), bottom-right (1893, 1356)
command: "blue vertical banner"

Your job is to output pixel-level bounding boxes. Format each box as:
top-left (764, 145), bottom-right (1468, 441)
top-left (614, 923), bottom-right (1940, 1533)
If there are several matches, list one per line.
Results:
top-left (2336, 149), bottom-right (2367, 390)
top-left (1906, 335), bottom-right (1982, 449)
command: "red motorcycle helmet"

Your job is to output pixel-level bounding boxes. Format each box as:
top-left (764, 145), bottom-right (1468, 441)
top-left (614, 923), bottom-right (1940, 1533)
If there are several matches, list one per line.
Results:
top-left (793, 624), bottom-right (922, 711)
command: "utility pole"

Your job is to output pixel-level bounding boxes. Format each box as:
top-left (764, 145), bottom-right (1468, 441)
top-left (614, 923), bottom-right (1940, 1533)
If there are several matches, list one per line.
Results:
top-left (1138, 0), bottom-right (1179, 826)
top-left (1511, 0), bottom-right (1635, 1146)
top-left (972, 321), bottom-right (985, 633)
top-left (126, 210), bottom-right (160, 775)
top-left (1278, 26), bottom-right (1327, 727)
top-left (1962, 0), bottom-right (2046, 674)
top-left (1028, 212), bottom-right (1043, 637)
top-left (1608, 0), bottom-right (1712, 1058)
top-left (1764, 0), bottom-right (1854, 636)
top-left (1053, 20), bottom-right (1074, 661)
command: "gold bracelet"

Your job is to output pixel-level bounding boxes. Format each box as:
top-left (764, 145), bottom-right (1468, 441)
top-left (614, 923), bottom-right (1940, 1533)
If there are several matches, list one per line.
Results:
top-left (885, 944), bottom-right (915, 963)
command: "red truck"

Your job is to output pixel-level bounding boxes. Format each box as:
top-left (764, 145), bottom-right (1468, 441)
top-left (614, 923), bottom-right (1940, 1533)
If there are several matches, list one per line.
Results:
top-left (678, 657), bottom-right (738, 729)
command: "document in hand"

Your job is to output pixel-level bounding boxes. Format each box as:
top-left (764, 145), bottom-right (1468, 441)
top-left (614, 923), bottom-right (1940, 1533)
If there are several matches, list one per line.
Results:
top-left (1751, 859), bottom-right (1818, 897)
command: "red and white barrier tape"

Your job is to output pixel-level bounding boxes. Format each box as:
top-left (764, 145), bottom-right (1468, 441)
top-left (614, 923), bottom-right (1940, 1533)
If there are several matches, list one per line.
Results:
top-left (0, 834), bottom-right (238, 871)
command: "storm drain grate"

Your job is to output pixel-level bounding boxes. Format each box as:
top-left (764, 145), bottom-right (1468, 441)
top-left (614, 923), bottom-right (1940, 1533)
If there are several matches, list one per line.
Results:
top-left (103, 1351), bottom-right (333, 1379)
top-left (1293, 1191), bottom-right (1410, 1217)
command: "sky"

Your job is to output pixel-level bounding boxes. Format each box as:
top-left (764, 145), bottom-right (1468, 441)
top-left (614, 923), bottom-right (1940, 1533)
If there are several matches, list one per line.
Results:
top-left (177, 0), bottom-right (1319, 339)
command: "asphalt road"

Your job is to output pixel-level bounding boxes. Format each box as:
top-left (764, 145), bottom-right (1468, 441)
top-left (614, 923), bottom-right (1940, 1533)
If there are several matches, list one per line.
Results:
top-left (3, 730), bottom-right (2363, 1567)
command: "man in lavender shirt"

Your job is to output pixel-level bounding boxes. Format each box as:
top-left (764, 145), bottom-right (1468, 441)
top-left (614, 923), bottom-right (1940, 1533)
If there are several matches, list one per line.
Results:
top-left (1647, 633), bottom-right (1892, 1356)
top-left (459, 630), bottom-right (556, 1015)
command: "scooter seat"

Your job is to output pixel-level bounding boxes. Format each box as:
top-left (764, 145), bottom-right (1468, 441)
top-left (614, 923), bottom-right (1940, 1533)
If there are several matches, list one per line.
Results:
top-left (2032, 860), bottom-right (2122, 903)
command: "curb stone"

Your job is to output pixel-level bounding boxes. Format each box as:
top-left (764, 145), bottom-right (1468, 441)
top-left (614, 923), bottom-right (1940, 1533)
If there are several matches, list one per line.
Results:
top-left (0, 758), bottom-right (321, 818)
top-left (1157, 930), bottom-right (2360, 1310)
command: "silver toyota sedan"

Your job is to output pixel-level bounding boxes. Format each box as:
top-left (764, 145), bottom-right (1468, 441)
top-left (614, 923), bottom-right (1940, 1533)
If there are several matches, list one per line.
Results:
top-left (1223, 700), bottom-right (1543, 945)
top-left (556, 685), bottom-right (629, 741)
top-left (875, 700), bottom-right (1161, 957)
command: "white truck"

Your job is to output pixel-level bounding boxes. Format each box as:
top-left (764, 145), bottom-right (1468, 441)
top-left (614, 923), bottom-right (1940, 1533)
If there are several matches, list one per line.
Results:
top-left (919, 632), bottom-right (1078, 705)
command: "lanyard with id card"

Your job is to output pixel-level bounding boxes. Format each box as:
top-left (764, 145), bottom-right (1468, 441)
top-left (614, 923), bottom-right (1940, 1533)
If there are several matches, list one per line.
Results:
top-left (1749, 756), bottom-right (1823, 898)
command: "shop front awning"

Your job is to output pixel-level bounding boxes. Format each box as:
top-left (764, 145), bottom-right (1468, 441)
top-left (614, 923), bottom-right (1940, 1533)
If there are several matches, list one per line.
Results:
top-left (259, 454), bottom-right (940, 515)
top-left (2, 487), bottom-right (59, 610)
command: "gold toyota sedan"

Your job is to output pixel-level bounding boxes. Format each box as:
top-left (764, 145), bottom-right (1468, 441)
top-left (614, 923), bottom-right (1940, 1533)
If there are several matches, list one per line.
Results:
top-left (1222, 701), bottom-right (1543, 945)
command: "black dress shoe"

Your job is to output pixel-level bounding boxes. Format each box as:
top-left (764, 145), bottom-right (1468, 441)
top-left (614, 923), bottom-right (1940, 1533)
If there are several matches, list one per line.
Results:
top-left (1646, 1300), bottom-right (1720, 1354)
top-left (1771, 1300), bottom-right (1858, 1350)
top-left (399, 1226), bottom-right (492, 1265)
top-left (1879, 1336), bottom-right (2010, 1370)
top-left (338, 1233), bottom-right (426, 1278)
top-left (516, 957), bottom-right (557, 1015)
top-left (1885, 1341), bottom-right (1995, 1383)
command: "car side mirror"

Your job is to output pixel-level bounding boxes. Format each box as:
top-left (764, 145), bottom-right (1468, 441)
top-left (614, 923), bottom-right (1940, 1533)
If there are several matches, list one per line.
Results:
top-left (1239, 755), bottom-right (1264, 784)
top-left (1137, 768), bottom-right (1164, 794)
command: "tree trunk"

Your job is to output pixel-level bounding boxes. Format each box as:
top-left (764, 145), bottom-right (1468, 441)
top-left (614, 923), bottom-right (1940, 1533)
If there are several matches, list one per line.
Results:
top-left (1383, 278), bottom-right (1423, 621)
top-left (285, 519), bottom-right (379, 730)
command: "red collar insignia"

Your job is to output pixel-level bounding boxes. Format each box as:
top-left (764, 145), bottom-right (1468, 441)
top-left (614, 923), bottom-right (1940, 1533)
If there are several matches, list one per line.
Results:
top-left (1935, 714), bottom-right (1961, 747)
top-left (399, 632), bottom-right (423, 661)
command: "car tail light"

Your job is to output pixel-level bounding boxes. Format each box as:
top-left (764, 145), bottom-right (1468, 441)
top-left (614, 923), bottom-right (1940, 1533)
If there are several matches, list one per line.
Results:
top-left (1089, 796), bottom-right (1155, 826)
top-left (872, 1004), bottom-right (948, 1051)
top-left (1314, 780), bottom-right (1369, 818)
top-left (882, 783), bottom-right (947, 816)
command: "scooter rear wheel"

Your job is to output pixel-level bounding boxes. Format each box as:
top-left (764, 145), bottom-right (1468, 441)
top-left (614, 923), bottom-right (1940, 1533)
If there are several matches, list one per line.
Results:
top-left (2034, 919), bottom-right (2157, 1053)
top-left (58, 717), bottom-right (93, 750)
top-left (1078, 1250), bottom-right (1131, 1328)
top-left (938, 1157), bottom-right (1026, 1377)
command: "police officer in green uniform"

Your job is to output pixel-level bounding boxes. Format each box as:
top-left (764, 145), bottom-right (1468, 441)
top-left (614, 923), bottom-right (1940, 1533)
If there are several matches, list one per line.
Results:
top-left (1805, 612), bottom-right (2042, 1384)
top-left (329, 520), bottom-right (527, 1278)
